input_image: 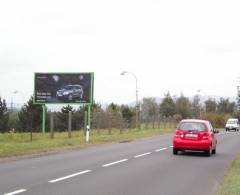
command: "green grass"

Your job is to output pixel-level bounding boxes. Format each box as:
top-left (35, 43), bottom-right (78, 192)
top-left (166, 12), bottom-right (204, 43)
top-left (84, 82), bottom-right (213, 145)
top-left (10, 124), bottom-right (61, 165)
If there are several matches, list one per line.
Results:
top-left (217, 153), bottom-right (240, 195)
top-left (0, 128), bottom-right (174, 158)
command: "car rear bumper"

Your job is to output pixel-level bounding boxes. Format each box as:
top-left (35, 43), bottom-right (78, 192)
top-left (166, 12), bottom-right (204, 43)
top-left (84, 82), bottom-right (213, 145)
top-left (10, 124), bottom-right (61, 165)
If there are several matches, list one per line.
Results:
top-left (173, 139), bottom-right (211, 150)
top-left (226, 127), bottom-right (239, 131)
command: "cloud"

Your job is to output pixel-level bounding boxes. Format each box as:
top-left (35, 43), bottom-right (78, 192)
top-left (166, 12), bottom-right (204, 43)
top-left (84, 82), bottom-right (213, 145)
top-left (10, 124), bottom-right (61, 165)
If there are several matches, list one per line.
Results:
top-left (208, 43), bottom-right (240, 54)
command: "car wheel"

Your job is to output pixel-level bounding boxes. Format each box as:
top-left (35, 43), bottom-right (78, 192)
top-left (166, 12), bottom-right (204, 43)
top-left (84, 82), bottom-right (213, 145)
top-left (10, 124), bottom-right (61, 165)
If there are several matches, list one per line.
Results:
top-left (68, 94), bottom-right (73, 100)
top-left (212, 147), bottom-right (216, 155)
top-left (173, 148), bottom-right (178, 155)
top-left (205, 147), bottom-right (212, 157)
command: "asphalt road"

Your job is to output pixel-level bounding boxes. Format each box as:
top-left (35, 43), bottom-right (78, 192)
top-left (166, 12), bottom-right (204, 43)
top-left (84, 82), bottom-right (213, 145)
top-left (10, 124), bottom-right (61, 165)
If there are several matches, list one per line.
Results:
top-left (1, 131), bottom-right (240, 195)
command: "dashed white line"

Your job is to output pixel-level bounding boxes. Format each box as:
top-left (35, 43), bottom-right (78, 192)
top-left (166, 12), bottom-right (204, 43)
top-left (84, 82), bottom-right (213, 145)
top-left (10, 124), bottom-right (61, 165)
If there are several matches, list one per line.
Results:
top-left (5, 146), bottom-right (171, 193)
top-left (169, 146), bottom-right (173, 148)
top-left (4, 189), bottom-right (27, 195)
top-left (134, 152), bottom-right (152, 158)
top-left (102, 159), bottom-right (128, 167)
top-left (48, 170), bottom-right (91, 183)
top-left (155, 147), bottom-right (167, 152)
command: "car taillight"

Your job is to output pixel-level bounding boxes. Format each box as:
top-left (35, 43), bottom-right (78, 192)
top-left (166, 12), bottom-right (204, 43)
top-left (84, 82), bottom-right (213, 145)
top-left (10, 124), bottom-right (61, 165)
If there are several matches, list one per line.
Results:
top-left (174, 131), bottom-right (184, 138)
top-left (202, 132), bottom-right (209, 140)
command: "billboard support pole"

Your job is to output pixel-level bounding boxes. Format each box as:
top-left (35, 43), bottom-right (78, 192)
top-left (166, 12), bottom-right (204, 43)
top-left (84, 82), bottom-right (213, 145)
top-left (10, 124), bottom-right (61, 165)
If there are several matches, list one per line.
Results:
top-left (85, 104), bottom-right (91, 142)
top-left (42, 104), bottom-right (46, 133)
top-left (88, 104), bottom-right (91, 129)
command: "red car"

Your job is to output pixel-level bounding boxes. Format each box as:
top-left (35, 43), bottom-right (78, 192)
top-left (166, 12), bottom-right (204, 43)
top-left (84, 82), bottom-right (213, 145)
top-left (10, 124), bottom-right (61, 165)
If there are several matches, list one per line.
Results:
top-left (173, 119), bottom-right (218, 156)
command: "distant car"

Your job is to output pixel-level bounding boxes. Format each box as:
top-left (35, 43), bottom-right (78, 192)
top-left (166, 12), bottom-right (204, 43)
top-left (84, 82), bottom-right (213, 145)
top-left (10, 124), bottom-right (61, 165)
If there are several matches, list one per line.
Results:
top-left (56, 85), bottom-right (83, 101)
top-left (225, 118), bottom-right (239, 132)
top-left (172, 119), bottom-right (218, 156)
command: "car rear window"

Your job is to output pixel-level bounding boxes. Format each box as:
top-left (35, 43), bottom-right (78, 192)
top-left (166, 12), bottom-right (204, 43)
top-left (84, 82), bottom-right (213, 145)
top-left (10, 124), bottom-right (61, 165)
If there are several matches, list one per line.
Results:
top-left (177, 122), bottom-right (207, 132)
top-left (227, 120), bottom-right (237, 124)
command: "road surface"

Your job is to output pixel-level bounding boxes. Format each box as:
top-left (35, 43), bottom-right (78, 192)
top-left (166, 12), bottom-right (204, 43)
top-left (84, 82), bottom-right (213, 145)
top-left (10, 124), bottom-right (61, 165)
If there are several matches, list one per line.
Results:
top-left (1, 131), bottom-right (240, 195)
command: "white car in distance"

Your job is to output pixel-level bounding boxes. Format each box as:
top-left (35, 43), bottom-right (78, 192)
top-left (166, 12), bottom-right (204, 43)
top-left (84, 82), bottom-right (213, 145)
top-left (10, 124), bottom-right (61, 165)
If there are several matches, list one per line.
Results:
top-left (225, 118), bottom-right (239, 132)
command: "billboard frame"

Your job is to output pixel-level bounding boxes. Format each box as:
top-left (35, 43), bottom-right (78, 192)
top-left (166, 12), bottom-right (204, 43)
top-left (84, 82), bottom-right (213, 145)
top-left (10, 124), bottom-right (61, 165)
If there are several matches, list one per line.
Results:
top-left (33, 72), bottom-right (94, 134)
top-left (33, 72), bottom-right (94, 105)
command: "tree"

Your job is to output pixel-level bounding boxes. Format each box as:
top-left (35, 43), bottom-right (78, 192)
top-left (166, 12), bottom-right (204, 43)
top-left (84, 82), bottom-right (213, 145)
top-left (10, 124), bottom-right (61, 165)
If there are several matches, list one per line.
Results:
top-left (8, 112), bottom-right (19, 130)
top-left (56, 105), bottom-right (75, 131)
top-left (236, 87), bottom-right (240, 118)
top-left (0, 97), bottom-right (9, 132)
top-left (72, 106), bottom-right (86, 130)
top-left (175, 94), bottom-right (191, 119)
top-left (191, 95), bottom-right (201, 118)
top-left (217, 98), bottom-right (235, 115)
top-left (18, 96), bottom-right (42, 131)
top-left (120, 105), bottom-right (133, 128)
top-left (106, 103), bottom-right (121, 129)
top-left (159, 92), bottom-right (176, 117)
top-left (141, 97), bottom-right (158, 128)
top-left (204, 98), bottom-right (217, 113)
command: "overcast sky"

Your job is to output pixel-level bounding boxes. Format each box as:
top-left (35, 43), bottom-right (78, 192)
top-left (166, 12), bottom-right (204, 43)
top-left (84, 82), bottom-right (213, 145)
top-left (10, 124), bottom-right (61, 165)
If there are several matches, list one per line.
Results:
top-left (0, 0), bottom-right (240, 105)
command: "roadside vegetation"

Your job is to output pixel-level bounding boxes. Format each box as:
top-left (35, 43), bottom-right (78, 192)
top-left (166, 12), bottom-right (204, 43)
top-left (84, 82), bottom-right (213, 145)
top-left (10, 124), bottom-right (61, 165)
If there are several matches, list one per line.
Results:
top-left (1, 93), bottom-right (238, 133)
top-left (217, 153), bottom-right (240, 195)
top-left (0, 127), bottom-right (174, 158)
top-left (0, 93), bottom-right (239, 158)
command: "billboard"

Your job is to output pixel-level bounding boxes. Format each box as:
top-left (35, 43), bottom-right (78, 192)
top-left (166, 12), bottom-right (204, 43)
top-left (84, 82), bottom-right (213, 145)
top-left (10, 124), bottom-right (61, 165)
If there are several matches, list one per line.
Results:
top-left (34, 73), bottom-right (94, 104)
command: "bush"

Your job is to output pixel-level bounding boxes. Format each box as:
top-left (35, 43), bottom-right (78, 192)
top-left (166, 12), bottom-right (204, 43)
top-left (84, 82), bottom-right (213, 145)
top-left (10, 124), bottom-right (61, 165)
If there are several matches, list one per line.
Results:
top-left (201, 112), bottom-right (231, 128)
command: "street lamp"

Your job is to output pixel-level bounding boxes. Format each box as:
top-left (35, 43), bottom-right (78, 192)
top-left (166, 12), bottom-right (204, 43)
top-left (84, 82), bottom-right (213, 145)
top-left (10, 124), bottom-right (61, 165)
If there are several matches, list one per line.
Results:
top-left (121, 71), bottom-right (139, 129)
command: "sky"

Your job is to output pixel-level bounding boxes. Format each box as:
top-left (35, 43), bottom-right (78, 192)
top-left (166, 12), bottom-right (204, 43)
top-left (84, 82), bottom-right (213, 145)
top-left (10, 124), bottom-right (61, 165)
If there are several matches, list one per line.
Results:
top-left (0, 0), bottom-right (240, 106)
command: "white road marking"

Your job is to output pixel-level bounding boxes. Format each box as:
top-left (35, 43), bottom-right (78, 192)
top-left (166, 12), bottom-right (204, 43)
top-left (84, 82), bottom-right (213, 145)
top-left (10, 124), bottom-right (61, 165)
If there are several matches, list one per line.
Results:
top-left (48, 170), bottom-right (91, 183)
top-left (155, 147), bottom-right (167, 152)
top-left (4, 189), bottom-right (27, 195)
top-left (134, 152), bottom-right (152, 158)
top-left (169, 146), bottom-right (173, 148)
top-left (102, 159), bottom-right (128, 167)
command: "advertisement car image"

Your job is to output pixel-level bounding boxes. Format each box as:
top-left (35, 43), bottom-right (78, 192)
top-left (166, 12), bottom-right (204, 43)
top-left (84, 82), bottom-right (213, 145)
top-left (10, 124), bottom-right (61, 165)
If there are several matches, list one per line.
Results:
top-left (56, 85), bottom-right (83, 101)
top-left (34, 73), bottom-right (94, 104)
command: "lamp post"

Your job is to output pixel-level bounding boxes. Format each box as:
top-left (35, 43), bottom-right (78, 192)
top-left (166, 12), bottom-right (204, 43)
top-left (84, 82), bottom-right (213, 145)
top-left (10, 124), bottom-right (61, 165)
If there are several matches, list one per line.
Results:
top-left (196, 89), bottom-right (202, 118)
top-left (121, 71), bottom-right (139, 129)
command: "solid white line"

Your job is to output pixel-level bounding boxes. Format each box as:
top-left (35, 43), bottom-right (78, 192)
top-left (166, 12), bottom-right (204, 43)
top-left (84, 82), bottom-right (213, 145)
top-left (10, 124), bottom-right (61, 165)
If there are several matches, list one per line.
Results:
top-left (48, 170), bottom-right (91, 183)
top-left (102, 159), bottom-right (128, 167)
top-left (155, 147), bottom-right (167, 152)
top-left (4, 189), bottom-right (27, 195)
top-left (134, 152), bottom-right (152, 158)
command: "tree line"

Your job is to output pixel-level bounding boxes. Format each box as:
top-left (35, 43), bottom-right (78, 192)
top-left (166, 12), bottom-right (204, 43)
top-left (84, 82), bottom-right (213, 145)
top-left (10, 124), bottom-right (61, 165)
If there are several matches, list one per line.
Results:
top-left (0, 92), bottom-right (239, 133)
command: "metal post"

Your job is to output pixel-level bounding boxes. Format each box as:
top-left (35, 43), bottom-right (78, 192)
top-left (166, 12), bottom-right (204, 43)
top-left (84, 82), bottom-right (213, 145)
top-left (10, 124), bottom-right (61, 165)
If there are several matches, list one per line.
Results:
top-left (68, 111), bottom-right (72, 138)
top-left (84, 111), bottom-right (87, 136)
top-left (88, 104), bottom-right (91, 129)
top-left (42, 104), bottom-right (46, 133)
top-left (50, 112), bottom-right (54, 139)
top-left (136, 84), bottom-right (139, 130)
top-left (86, 105), bottom-right (91, 142)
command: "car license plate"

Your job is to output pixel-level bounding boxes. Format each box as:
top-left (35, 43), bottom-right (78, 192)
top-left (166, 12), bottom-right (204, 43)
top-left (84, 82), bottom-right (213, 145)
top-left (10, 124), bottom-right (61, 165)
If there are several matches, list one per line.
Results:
top-left (186, 134), bottom-right (198, 138)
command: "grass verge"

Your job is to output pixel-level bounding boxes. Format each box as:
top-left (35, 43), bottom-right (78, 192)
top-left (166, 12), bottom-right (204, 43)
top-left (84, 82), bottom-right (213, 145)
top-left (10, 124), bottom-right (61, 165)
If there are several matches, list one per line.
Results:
top-left (217, 153), bottom-right (240, 195)
top-left (0, 128), bottom-right (174, 158)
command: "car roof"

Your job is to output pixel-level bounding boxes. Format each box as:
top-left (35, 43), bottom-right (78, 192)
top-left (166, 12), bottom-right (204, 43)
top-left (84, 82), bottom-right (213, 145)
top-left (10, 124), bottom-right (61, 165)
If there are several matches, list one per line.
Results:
top-left (227, 118), bottom-right (238, 121)
top-left (180, 119), bottom-right (209, 124)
